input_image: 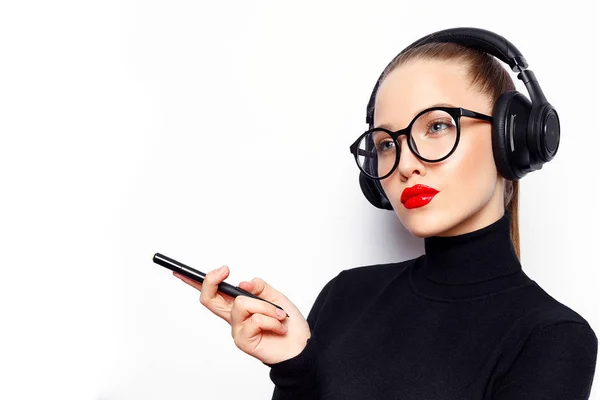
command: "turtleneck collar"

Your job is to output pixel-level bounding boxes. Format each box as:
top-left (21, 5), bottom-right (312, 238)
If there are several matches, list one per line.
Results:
top-left (423, 211), bottom-right (522, 285)
top-left (408, 211), bottom-right (533, 301)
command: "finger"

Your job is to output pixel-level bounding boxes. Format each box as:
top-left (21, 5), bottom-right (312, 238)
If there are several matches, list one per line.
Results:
top-left (174, 272), bottom-right (203, 291)
top-left (235, 313), bottom-right (288, 348)
top-left (230, 294), bottom-right (287, 329)
top-left (173, 268), bottom-right (235, 324)
top-left (238, 280), bottom-right (254, 292)
top-left (198, 265), bottom-right (234, 321)
top-left (242, 277), bottom-right (284, 303)
top-left (199, 265), bottom-right (229, 300)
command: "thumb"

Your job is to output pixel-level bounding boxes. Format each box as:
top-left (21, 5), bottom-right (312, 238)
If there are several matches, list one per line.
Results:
top-left (240, 277), bottom-right (284, 302)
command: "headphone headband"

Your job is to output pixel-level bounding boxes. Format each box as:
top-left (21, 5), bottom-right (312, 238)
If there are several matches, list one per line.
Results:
top-left (403, 27), bottom-right (528, 71)
top-left (366, 27), bottom-right (540, 126)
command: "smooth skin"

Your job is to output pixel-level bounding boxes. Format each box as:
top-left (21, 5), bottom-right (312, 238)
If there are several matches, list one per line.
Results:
top-left (177, 57), bottom-right (507, 365)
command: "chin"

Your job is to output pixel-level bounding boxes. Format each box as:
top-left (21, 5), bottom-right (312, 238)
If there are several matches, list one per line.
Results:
top-left (395, 205), bottom-right (455, 239)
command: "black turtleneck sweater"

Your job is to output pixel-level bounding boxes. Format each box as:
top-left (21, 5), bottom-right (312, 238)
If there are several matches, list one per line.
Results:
top-left (264, 212), bottom-right (598, 399)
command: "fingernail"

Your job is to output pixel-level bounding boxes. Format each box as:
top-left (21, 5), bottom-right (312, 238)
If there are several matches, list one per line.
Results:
top-left (219, 265), bottom-right (226, 272)
top-left (276, 308), bottom-right (286, 318)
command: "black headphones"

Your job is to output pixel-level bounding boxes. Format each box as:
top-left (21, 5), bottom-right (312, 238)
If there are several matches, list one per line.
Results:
top-left (360, 27), bottom-right (560, 210)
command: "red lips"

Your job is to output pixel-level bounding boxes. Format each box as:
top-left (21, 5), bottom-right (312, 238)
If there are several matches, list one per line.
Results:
top-left (401, 184), bottom-right (439, 209)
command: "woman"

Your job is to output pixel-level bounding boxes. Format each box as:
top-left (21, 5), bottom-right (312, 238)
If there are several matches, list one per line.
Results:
top-left (174, 29), bottom-right (598, 399)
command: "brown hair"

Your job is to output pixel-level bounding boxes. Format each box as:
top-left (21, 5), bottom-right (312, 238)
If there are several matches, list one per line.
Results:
top-left (376, 42), bottom-right (521, 259)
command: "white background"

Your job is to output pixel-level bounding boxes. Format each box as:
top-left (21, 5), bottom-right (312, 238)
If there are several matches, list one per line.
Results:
top-left (1, 1), bottom-right (598, 399)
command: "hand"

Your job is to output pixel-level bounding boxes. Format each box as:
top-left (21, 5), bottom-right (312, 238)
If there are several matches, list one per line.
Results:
top-left (174, 265), bottom-right (311, 365)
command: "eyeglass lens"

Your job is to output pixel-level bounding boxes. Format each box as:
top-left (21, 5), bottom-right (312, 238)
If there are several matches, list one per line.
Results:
top-left (355, 109), bottom-right (457, 178)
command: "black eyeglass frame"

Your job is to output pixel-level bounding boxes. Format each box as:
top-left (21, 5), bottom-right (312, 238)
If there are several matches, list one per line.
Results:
top-left (349, 106), bottom-right (493, 180)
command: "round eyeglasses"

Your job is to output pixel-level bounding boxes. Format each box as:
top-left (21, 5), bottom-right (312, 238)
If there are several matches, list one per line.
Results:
top-left (349, 106), bottom-right (493, 180)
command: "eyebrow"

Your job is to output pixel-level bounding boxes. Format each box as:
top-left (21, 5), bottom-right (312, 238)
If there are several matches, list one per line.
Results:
top-left (375, 102), bottom-right (456, 130)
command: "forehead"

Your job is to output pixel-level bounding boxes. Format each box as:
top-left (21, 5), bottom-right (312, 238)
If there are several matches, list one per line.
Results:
top-left (373, 59), bottom-right (483, 128)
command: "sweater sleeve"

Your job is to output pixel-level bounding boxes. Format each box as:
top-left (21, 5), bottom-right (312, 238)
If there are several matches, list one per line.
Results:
top-left (493, 321), bottom-right (599, 399)
top-left (263, 274), bottom-right (339, 399)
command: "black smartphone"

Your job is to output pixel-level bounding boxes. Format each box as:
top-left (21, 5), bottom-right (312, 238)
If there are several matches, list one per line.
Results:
top-left (152, 253), bottom-right (288, 317)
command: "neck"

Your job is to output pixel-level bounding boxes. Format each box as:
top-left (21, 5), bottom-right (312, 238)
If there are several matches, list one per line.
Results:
top-left (408, 210), bottom-right (532, 301)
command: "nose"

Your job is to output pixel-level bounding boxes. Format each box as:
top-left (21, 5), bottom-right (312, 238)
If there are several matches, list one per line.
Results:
top-left (395, 134), bottom-right (426, 180)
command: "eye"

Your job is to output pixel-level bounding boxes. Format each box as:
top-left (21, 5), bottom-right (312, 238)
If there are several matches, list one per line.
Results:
top-left (376, 139), bottom-right (396, 154)
top-left (427, 119), bottom-right (453, 136)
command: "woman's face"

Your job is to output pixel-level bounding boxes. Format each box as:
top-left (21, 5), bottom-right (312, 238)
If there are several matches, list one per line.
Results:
top-left (374, 58), bottom-right (506, 238)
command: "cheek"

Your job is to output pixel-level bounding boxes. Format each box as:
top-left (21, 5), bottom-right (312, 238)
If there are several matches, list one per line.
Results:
top-left (379, 128), bottom-right (497, 206)
top-left (379, 175), bottom-right (397, 201)
top-left (442, 128), bottom-right (497, 195)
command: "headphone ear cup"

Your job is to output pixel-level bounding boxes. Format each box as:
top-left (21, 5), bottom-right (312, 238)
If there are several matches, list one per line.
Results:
top-left (492, 91), bottom-right (532, 181)
top-left (359, 172), bottom-right (393, 210)
top-left (529, 102), bottom-right (560, 164)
